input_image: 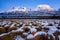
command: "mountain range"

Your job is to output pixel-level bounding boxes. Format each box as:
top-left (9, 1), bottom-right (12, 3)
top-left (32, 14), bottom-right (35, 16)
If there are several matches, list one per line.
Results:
top-left (0, 5), bottom-right (60, 19)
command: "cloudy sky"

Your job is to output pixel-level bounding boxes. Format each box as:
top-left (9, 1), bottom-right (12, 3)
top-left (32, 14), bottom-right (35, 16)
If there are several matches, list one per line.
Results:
top-left (0, 0), bottom-right (60, 11)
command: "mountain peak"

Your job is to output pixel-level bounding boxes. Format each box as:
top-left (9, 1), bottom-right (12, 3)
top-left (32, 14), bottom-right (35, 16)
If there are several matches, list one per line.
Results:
top-left (6, 7), bottom-right (27, 12)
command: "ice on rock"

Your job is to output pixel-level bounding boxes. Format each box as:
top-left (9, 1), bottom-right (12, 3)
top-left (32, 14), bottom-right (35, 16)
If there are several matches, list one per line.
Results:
top-left (27, 26), bottom-right (37, 32)
top-left (27, 26), bottom-right (31, 29)
top-left (43, 26), bottom-right (58, 35)
top-left (29, 23), bottom-right (32, 25)
top-left (5, 24), bottom-right (10, 27)
top-left (10, 23), bottom-right (16, 28)
top-left (0, 33), bottom-right (7, 37)
top-left (0, 32), bottom-right (10, 37)
top-left (2, 21), bottom-right (6, 25)
top-left (47, 26), bottom-right (58, 35)
top-left (31, 26), bottom-right (37, 28)
top-left (23, 32), bottom-right (28, 36)
top-left (15, 35), bottom-right (25, 40)
top-left (36, 21), bottom-right (41, 24)
top-left (30, 28), bottom-right (37, 33)
top-left (58, 35), bottom-right (60, 40)
top-left (0, 19), bottom-right (60, 40)
top-left (27, 34), bottom-right (34, 39)
top-left (17, 24), bottom-right (20, 26)
top-left (8, 21), bottom-right (12, 25)
top-left (16, 28), bottom-right (24, 32)
top-left (11, 30), bottom-right (17, 32)
top-left (58, 30), bottom-right (60, 32)
top-left (34, 31), bottom-right (46, 37)
top-left (53, 24), bottom-right (58, 27)
top-left (41, 22), bottom-right (48, 26)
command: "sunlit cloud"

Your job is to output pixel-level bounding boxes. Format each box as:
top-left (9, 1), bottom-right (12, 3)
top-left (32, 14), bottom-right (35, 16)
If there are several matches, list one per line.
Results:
top-left (35, 4), bottom-right (55, 11)
top-left (5, 4), bottom-right (56, 12)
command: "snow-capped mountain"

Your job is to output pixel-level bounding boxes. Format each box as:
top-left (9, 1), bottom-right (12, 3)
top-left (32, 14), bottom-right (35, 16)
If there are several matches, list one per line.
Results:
top-left (5, 7), bottom-right (27, 12)
top-left (0, 4), bottom-right (60, 19)
top-left (3, 5), bottom-right (56, 13)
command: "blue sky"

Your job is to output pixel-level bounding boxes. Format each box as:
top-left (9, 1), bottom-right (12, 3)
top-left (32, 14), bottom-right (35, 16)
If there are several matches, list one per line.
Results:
top-left (0, 0), bottom-right (60, 11)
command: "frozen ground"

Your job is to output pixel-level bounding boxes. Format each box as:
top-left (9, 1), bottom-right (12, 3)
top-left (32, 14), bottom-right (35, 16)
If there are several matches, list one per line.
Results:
top-left (0, 19), bottom-right (60, 40)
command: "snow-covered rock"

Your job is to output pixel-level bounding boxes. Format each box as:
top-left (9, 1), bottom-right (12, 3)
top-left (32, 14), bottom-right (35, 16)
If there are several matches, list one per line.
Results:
top-left (0, 19), bottom-right (60, 40)
top-left (58, 35), bottom-right (60, 40)
top-left (41, 22), bottom-right (48, 26)
top-left (30, 28), bottom-right (37, 33)
top-left (23, 32), bottom-right (28, 36)
top-left (34, 31), bottom-right (46, 37)
top-left (10, 23), bottom-right (16, 28)
top-left (16, 28), bottom-right (24, 32)
top-left (15, 35), bottom-right (25, 40)
top-left (27, 34), bottom-right (34, 39)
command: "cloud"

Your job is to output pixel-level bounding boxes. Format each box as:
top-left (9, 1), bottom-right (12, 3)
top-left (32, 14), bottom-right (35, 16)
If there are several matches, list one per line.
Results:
top-left (35, 4), bottom-right (55, 11)
top-left (5, 4), bottom-right (55, 12)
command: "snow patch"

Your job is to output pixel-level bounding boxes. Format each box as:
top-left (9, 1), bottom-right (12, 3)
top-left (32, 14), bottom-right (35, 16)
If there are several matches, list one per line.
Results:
top-left (58, 35), bottom-right (60, 40)
top-left (27, 34), bottom-right (34, 39)
top-left (34, 31), bottom-right (46, 37)
top-left (30, 28), bottom-right (37, 33)
top-left (15, 35), bottom-right (25, 40)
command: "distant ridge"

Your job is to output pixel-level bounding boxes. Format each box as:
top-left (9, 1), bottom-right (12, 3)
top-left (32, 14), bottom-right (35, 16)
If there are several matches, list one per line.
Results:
top-left (0, 11), bottom-right (60, 19)
top-left (0, 5), bottom-right (60, 19)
